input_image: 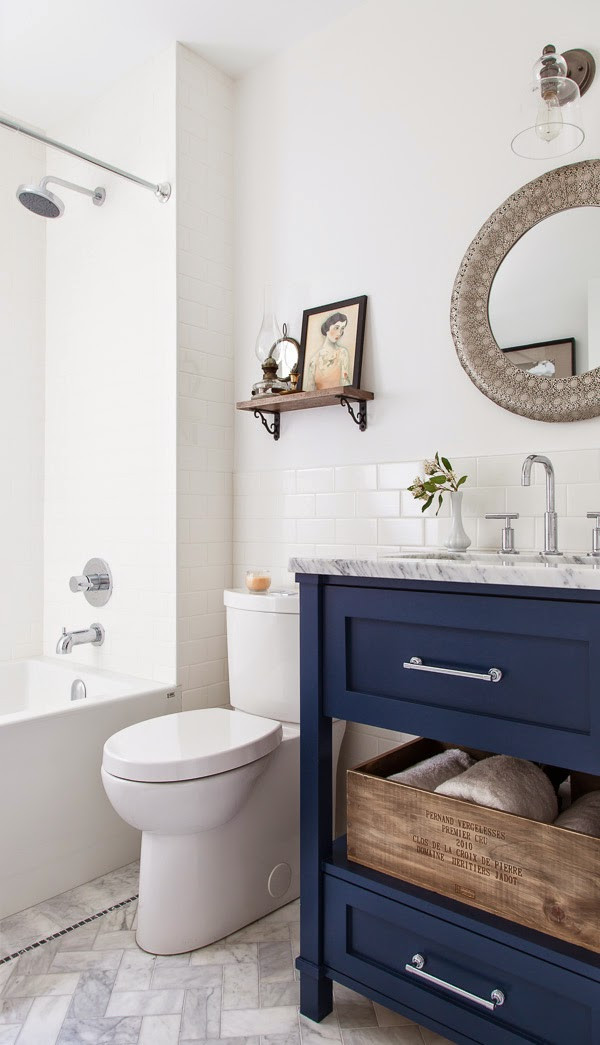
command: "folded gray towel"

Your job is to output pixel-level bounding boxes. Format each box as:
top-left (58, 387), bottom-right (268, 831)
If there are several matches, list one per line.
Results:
top-left (387, 748), bottom-right (475, 792)
top-left (554, 791), bottom-right (600, 837)
top-left (434, 755), bottom-right (558, 823)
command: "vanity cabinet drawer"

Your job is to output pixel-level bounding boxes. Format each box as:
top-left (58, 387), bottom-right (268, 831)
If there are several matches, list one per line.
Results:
top-left (322, 585), bottom-right (600, 770)
top-left (323, 874), bottom-right (598, 1045)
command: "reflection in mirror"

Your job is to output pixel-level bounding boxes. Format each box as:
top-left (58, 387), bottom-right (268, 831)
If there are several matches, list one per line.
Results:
top-left (488, 207), bottom-right (600, 375)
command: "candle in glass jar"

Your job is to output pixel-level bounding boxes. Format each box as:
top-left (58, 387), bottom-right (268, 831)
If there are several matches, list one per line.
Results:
top-left (245, 569), bottom-right (271, 592)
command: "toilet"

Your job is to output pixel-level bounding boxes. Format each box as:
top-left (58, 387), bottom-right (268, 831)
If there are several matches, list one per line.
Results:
top-left (101, 587), bottom-right (345, 955)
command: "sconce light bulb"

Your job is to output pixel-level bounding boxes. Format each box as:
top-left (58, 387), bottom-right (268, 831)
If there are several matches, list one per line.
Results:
top-left (535, 91), bottom-right (563, 142)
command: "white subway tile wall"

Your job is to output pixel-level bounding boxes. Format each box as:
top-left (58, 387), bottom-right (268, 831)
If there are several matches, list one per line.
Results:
top-left (233, 451), bottom-right (600, 589)
top-left (176, 46), bottom-right (234, 711)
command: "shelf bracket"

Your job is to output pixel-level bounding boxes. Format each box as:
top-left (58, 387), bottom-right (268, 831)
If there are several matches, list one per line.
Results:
top-left (337, 395), bottom-right (368, 431)
top-left (253, 408), bottom-right (280, 441)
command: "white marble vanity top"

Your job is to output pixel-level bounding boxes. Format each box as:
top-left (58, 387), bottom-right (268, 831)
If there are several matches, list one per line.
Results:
top-left (290, 550), bottom-right (600, 590)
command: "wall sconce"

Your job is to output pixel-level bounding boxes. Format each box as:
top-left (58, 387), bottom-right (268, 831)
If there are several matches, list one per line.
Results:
top-left (511, 44), bottom-right (595, 159)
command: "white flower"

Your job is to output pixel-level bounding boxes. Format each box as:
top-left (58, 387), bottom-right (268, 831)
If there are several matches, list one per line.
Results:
top-left (423, 459), bottom-right (438, 476)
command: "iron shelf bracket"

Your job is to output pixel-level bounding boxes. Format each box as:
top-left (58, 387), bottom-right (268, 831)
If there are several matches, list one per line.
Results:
top-left (253, 409), bottom-right (280, 440)
top-left (337, 395), bottom-right (368, 431)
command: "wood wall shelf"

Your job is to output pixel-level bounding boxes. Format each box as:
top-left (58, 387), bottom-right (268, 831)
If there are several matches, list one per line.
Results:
top-left (236, 387), bottom-right (374, 440)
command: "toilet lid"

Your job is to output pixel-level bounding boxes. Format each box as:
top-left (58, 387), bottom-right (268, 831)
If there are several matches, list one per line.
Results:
top-left (102, 708), bottom-right (282, 783)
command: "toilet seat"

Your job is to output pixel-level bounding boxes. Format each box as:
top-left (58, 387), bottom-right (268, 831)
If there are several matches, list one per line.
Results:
top-left (102, 707), bottom-right (282, 783)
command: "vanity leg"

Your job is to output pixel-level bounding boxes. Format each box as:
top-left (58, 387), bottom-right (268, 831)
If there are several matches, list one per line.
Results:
top-left (298, 574), bottom-right (333, 1021)
top-left (300, 970), bottom-right (333, 1023)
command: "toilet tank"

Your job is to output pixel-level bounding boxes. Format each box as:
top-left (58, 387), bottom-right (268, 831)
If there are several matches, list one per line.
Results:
top-left (224, 588), bottom-right (300, 723)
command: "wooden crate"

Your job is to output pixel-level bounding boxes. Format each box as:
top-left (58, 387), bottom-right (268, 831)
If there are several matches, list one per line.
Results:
top-left (347, 738), bottom-right (600, 953)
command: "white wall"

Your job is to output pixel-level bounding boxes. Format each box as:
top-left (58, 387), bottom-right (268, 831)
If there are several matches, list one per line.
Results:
top-left (44, 46), bottom-right (178, 681)
top-left (234, 0), bottom-right (600, 470)
top-left (176, 45), bottom-right (234, 711)
top-left (0, 131), bottom-right (45, 661)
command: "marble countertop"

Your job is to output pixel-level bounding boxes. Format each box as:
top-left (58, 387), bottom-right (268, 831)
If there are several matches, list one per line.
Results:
top-left (289, 551), bottom-right (600, 590)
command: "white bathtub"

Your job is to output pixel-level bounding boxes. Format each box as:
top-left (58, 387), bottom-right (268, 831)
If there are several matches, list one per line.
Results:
top-left (0, 657), bottom-right (181, 919)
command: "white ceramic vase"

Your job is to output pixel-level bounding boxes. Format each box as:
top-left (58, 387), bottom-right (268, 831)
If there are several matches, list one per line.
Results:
top-left (444, 490), bottom-right (471, 551)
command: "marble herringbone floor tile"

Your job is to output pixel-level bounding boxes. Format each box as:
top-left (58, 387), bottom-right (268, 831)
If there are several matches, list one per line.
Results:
top-left (190, 943), bottom-right (257, 966)
top-left (0, 864), bottom-right (140, 961)
top-left (340, 1030), bottom-right (426, 1045)
top-left (1, 866), bottom-right (440, 1045)
top-left (0, 909), bottom-right (64, 957)
top-left (17, 995), bottom-right (72, 1045)
top-left (138, 1013), bottom-right (181, 1044)
top-left (298, 1009), bottom-right (342, 1045)
top-left (418, 1032), bottom-right (454, 1045)
top-left (57, 1015), bottom-right (142, 1044)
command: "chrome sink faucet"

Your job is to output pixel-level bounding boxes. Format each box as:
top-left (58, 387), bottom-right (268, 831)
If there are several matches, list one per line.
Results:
top-left (521, 454), bottom-right (560, 555)
top-left (56, 623), bottom-right (105, 654)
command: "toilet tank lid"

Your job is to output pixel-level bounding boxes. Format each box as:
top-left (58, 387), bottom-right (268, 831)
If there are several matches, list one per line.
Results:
top-left (224, 588), bottom-right (299, 614)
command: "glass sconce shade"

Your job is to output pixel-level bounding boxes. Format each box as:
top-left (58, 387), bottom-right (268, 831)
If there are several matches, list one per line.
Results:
top-left (511, 45), bottom-right (586, 159)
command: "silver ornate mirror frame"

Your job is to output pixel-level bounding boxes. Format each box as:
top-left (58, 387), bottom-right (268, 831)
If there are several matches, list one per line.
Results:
top-left (451, 159), bottom-right (600, 422)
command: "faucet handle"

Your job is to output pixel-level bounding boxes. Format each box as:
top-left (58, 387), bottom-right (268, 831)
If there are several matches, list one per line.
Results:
top-left (485, 513), bottom-right (520, 554)
top-left (69, 558), bottom-right (112, 606)
top-left (587, 512), bottom-right (600, 555)
top-left (69, 572), bottom-right (109, 593)
top-left (70, 574), bottom-right (94, 592)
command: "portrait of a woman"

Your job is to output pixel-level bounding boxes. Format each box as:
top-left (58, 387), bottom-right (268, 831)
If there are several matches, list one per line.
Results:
top-left (298, 295), bottom-right (367, 393)
top-left (305, 312), bottom-right (351, 391)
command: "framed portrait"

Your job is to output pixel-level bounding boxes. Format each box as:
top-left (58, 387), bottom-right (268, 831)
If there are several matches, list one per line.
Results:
top-left (502, 338), bottom-right (575, 379)
top-left (298, 295), bottom-right (367, 392)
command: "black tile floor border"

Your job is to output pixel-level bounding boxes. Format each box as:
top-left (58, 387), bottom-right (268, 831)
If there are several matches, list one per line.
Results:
top-left (0, 893), bottom-right (139, 967)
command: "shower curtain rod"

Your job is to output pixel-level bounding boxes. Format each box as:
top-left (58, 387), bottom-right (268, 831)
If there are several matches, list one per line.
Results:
top-left (0, 113), bottom-right (171, 201)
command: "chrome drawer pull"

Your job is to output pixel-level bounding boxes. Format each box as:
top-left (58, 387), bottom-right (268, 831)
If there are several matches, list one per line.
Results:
top-left (403, 656), bottom-right (502, 683)
top-left (406, 954), bottom-right (505, 1012)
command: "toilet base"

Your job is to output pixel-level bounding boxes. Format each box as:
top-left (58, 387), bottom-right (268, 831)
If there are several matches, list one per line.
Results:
top-left (135, 730), bottom-right (301, 954)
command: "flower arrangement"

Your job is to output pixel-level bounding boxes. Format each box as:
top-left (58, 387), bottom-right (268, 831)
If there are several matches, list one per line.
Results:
top-left (408, 453), bottom-right (468, 515)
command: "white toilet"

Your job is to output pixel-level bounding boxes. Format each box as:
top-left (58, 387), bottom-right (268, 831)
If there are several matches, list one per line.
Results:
top-left (101, 588), bottom-right (345, 955)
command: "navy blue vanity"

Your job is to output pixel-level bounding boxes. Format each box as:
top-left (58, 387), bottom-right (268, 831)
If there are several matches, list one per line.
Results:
top-left (295, 562), bottom-right (600, 1045)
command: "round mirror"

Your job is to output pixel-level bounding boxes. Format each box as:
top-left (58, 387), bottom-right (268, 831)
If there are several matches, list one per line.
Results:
top-left (488, 207), bottom-right (600, 377)
top-left (451, 159), bottom-right (600, 421)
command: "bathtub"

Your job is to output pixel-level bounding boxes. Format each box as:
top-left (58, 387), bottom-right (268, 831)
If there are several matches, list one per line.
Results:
top-left (0, 657), bottom-right (181, 920)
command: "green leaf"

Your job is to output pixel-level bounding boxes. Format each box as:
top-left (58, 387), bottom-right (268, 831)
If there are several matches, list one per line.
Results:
top-left (435, 451), bottom-right (440, 466)
top-left (421, 494), bottom-right (434, 513)
top-left (457, 475), bottom-right (467, 487)
top-left (441, 456), bottom-right (452, 472)
top-left (436, 493), bottom-right (444, 516)
top-left (429, 474), bottom-right (447, 485)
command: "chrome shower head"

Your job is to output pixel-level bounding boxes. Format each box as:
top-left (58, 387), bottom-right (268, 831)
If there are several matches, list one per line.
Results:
top-left (17, 182), bottom-right (64, 217)
top-left (16, 175), bottom-right (105, 217)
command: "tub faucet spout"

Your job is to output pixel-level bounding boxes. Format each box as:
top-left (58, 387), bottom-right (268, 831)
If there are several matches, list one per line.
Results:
top-left (56, 623), bottom-right (105, 655)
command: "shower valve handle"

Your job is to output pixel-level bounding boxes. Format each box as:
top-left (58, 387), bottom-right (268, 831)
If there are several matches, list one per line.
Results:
top-left (70, 573), bottom-right (109, 593)
top-left (68, 559), bottom-right (112, 606)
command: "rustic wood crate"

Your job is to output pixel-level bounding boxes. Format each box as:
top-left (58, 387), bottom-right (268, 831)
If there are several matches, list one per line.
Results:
top-left (347, 737), bottom-right (600, 953)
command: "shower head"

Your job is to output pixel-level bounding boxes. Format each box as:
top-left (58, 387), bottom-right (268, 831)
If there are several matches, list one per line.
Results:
top-left (16, 175), bottom-right (105, 217)
top-left (17, 183), bottom-right (64, 217)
